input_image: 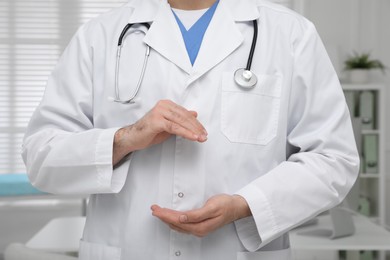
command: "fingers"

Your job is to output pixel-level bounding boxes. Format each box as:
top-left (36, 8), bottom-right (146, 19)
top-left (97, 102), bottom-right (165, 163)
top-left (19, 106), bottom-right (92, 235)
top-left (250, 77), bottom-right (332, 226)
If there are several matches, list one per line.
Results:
top-left (179, 205), bottom-right (217, 224)
top-left (151, 203), bottom-right (222, 238)
top-left (151, 205), bottom-right (182, 224)
top-left (169, 224), bottom-right (190, 234)
top-left (164, 121), bottom-right (206, 142)
top-left (155, 100), bottom-right (207, 142)
top-left (151, 204), bottom-right (214, 225)
top-left (189, 111), bottom-right (198, 118)
top-left (150, 206), bottom-right (189, 233)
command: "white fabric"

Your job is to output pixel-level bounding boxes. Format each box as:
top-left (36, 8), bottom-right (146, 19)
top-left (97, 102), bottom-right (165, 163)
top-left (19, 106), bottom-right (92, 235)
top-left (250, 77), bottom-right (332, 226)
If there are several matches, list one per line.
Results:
top-left (172, 8), bottom-right (209, 30)
top-left (22, 0), bottom-right (359, 259)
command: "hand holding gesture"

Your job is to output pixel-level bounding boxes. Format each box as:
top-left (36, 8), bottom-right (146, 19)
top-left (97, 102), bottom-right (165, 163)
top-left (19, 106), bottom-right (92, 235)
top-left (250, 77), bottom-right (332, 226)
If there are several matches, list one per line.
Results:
top-left (113, 100), bottom-right (208, 165)
top-left (151, 194), bottom-right (251, 237)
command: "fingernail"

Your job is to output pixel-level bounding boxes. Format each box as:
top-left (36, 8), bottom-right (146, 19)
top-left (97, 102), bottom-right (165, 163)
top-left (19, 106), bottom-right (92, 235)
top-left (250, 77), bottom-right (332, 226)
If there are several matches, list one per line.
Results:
top-left (179, 215), bottom-right (188, 223)
top-left (193, 134), bottom-right (199, 139)
top-left (200, 135), bottom-right (208, 141)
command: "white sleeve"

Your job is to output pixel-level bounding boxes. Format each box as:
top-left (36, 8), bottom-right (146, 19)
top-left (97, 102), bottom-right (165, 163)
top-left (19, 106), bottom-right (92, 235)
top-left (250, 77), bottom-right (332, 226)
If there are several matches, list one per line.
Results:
top-left (234, 22), bottom-right (360, 251)
top-left (22, 25), bottom-right (129, 195)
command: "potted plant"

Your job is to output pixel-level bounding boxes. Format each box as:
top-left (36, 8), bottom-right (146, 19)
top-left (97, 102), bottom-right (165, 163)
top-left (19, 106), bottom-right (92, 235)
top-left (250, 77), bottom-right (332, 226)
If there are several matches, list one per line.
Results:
top-left (344, 52), bottom-right (386, 83)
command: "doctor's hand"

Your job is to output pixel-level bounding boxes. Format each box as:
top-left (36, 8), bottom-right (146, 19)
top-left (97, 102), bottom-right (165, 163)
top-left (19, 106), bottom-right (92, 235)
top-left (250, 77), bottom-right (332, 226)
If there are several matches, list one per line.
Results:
top-left (151, 194), bottom-right (252, 237)
top-left (113, 100), bottom-right (207, 165)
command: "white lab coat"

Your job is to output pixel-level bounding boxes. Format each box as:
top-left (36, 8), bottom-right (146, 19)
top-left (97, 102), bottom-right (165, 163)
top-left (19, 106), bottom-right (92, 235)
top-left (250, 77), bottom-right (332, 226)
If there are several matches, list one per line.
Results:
top-left (22, 0), bottom-right (359, 259)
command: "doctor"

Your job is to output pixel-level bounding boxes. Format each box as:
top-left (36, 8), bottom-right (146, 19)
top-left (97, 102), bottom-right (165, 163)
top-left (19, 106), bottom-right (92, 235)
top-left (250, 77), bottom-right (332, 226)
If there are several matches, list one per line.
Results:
top-left (22, 0), bottom-right (359, 259)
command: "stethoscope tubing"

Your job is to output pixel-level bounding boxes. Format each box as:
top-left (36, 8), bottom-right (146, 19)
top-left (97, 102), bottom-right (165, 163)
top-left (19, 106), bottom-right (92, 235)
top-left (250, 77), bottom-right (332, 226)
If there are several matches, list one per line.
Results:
top-left (234, 19), bottom-right (258, 89)
top-left (246, 20), bottom-right (258, 71)
top-left (113, 23), bottom-right (151, 104)
top-left (111, 19), bottom-right (259, 103)
top-left (118, 23), bottom-right (150, 46)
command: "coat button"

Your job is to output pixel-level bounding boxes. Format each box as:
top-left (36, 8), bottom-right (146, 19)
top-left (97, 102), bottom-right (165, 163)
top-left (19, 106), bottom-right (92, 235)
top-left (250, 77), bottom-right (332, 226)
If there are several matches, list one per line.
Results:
top-left (175, 250), bottom-right (181, 256)
top-left (178, 192), bottom-right (184, 198)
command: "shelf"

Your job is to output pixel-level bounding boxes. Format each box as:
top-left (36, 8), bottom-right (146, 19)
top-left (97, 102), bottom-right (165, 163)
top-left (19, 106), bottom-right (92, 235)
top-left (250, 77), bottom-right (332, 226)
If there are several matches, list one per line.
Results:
top-left (361, 129), bottom-right (380, 135)
top-left (360, 173), bottom-right (380, 178)
top-left (341, 83), bottom-right (386, 230)
top-left (342, 83), bottom-right (386, 229)
top-left (342, 83), bottom-right (384, 91)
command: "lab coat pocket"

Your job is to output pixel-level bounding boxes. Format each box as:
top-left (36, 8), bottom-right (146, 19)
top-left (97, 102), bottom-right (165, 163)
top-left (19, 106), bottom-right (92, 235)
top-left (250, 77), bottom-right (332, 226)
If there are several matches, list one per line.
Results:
top-left (237, 248), bottom-right (292, 260)
top-left (221, 73), bottom-right (282, 145)
top-left (79, 240), bottom-right (121, 260)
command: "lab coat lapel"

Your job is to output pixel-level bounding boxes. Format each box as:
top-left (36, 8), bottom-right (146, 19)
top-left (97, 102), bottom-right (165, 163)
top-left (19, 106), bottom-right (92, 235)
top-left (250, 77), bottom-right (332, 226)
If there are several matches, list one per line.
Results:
top-left (127, 0), bottom-right (260, 81)
top-left (187, 0), bottom-right (260, 86)
top-left (142, 1), bottom-right (192, 74)
top-left (188, 1), bottom-right (242, 85)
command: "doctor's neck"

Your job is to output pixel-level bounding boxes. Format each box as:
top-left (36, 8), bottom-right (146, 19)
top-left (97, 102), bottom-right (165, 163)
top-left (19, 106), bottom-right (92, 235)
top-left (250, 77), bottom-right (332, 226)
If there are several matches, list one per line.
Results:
top-left (168, 0), bottom-right (217, 10)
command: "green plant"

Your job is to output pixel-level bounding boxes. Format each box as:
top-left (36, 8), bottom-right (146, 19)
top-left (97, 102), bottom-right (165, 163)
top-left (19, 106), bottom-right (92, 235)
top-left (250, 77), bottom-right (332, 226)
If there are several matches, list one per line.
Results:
top-left (344, 52), bottom-right (386, 73)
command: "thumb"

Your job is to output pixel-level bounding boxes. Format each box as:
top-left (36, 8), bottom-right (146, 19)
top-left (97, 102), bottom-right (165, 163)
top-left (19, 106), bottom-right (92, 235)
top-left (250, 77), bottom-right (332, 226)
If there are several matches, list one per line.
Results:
top-left (180, 205), bottom-right (215, 223)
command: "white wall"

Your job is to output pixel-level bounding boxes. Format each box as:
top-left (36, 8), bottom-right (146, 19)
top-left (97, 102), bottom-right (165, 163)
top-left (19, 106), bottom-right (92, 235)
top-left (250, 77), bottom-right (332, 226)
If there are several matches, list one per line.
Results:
top-left (294, 0), bottom-right (390, 227)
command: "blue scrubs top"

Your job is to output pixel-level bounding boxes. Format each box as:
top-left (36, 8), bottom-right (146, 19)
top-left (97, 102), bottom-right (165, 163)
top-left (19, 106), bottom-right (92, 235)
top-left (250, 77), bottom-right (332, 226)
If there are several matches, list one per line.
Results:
top-left (172, 0), bottom-right (220, 65)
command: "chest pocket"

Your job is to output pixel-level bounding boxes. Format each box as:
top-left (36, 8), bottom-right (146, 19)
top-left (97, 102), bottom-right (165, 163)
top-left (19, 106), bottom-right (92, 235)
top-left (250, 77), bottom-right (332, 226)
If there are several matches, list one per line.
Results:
top-left (221, 73), bottom-right (282, 145)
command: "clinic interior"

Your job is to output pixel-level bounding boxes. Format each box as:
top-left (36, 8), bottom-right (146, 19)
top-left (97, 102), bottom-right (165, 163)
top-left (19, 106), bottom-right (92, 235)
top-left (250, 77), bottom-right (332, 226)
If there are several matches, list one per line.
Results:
top-left (0, 0), bottom-right (390, 259)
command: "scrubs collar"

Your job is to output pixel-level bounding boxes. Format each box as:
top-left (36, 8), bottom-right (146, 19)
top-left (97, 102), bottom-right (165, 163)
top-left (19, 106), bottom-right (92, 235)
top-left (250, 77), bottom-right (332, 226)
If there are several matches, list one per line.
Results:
top-left (125, 0), bottom-right (260, 24)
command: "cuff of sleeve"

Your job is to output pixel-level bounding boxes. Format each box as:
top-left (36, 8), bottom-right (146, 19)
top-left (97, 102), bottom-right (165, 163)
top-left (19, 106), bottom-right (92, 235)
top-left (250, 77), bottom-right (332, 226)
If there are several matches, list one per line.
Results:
top-left (234, 183), bottom-right (279, 251)
top-left (95, 127), bottom-right (129, 193)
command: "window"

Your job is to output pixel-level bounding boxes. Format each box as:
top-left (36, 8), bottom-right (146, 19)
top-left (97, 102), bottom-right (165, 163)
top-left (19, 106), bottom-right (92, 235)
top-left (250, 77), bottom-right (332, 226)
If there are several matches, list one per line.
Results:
top-left (0, 0), bottom-right (126, 174)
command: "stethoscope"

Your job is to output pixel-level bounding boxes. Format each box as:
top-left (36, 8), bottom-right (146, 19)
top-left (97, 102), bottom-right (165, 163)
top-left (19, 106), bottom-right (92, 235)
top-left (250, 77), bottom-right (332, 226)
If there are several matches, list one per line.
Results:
top-left (110, 20), bottom-right (258, 104)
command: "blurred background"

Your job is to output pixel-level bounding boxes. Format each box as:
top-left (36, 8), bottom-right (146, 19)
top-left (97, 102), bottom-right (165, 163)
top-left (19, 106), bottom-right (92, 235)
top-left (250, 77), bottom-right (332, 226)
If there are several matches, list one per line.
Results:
top-left (0, 0), bottom-right (389, 259)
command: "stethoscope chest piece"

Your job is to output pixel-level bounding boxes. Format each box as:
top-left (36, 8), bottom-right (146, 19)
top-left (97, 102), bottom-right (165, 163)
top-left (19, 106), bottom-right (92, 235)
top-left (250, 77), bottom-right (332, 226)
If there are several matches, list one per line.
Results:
top-left (234, 68), bottom-right (257, 89)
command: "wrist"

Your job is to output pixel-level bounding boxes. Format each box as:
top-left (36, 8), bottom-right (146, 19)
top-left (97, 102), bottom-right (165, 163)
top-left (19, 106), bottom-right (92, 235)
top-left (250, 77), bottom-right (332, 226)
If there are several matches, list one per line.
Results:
top-left (114, 126), bottom-right (129, 150)
top-left (232, 195), bottom-right (252, 221)
top-left (113, 125), bottom-right (136, 165)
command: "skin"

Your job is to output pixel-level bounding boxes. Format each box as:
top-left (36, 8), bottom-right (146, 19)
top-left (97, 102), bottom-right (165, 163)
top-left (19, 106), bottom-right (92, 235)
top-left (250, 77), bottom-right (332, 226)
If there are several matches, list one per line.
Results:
top-left (168, 0), bottom-right (218, 10)
top-left (113, 99), bottom-right (207, 165)
top-left (112, 0), bottom-right (252, 238)
top-left (151, 194), bottom-right (252, 237)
